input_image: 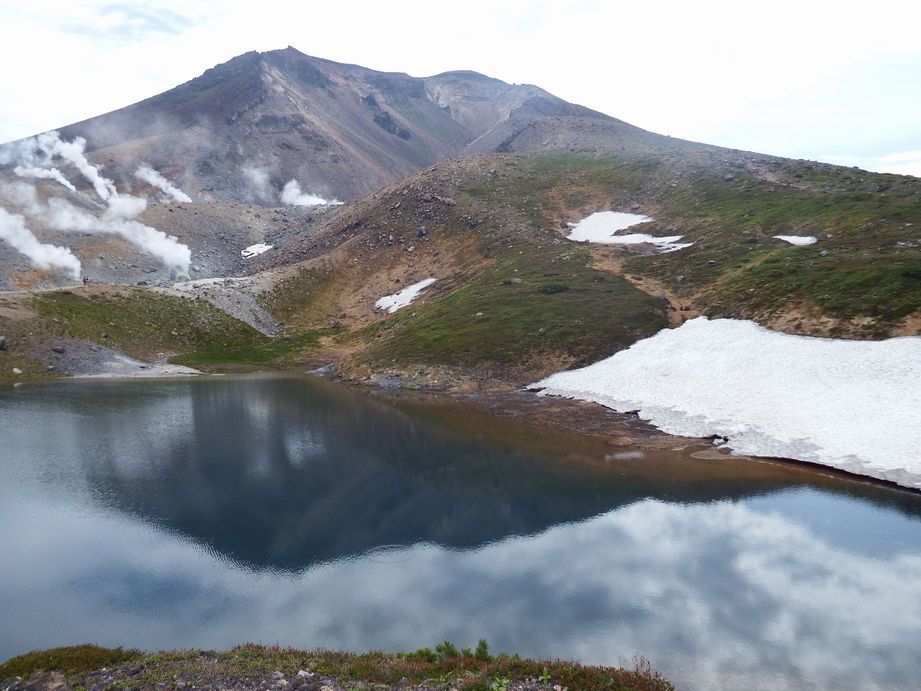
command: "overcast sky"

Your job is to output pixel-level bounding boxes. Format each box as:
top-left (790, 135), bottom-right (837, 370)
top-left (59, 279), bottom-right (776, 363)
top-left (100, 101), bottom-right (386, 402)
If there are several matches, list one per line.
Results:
top-left (1, 0), bottom-right (919, 175)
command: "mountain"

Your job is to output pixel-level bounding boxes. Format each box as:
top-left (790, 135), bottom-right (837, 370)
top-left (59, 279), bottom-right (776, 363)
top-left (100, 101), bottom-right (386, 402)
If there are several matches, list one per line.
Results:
top-left (48, 47), bottom-right (604, 202)
top-left (0, 48), bottom-right (919, 390)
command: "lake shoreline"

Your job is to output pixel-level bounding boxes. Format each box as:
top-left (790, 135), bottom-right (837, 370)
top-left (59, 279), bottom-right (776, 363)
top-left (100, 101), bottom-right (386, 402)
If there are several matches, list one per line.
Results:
top-left (338, 374), bottom-right (921, 497)
top-left (7, 365), bottom-right (920, 496)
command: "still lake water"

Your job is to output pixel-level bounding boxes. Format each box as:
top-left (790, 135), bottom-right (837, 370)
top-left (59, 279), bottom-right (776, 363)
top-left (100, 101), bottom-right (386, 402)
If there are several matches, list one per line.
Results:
top-left (2, 376), bottom-right (921, 689)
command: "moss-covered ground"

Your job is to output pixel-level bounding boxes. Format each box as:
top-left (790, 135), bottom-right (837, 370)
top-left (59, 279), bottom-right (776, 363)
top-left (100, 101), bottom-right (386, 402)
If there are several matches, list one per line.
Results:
top-left (0, 644), bottom-right (673, 691)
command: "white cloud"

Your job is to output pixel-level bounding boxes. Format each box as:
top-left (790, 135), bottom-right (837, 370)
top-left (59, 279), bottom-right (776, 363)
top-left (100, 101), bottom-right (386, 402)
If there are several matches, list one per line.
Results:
top-left (2, 493), bottom-right (921, 689)
top-left (820, 151), bottom-right (921, 178)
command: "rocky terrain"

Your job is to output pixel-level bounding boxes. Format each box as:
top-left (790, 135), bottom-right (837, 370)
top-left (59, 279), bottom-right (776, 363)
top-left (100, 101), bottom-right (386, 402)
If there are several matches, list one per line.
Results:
top-left (25, 48), bottom-right (604, 203)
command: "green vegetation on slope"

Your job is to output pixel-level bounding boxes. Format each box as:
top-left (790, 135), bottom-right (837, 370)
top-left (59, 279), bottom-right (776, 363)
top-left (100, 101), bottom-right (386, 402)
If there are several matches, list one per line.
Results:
top-left (0, 288), bottom-right (325, 380)
top-left (462, 154), bottom-right (658, 226)
top-left (345, 157), bottom-right (670, 379)
top-left (364, 244), bottom-right (667, 376)
top-left (629, 163), bottom-right (921, 330)
top-left (260, 261), bottom-right (342, 330)
top-left (0, 644), bottom-right (673, 691)
top-left (30, 289), bottom-right (274, 365)
top-left (464, 153), bottom-right (921, 335)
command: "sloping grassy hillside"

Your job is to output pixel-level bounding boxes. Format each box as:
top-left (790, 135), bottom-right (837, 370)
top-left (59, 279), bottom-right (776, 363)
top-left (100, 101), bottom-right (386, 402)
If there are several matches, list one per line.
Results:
top-left (252, 152), bottom-right (920, 384)
top-left (4, 152), bottom-right (918, 388)
top-left (362, 242), bottom-right (667, 378)
top-left (0, 287), bottom-right (323, 384)
top-left (450, 154), bottom-right (921, 336)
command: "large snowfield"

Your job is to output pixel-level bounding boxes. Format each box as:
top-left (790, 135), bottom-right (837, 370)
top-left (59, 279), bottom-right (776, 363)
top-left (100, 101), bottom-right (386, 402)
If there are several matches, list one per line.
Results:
top-left (533, 318), bottom-right (921, 488)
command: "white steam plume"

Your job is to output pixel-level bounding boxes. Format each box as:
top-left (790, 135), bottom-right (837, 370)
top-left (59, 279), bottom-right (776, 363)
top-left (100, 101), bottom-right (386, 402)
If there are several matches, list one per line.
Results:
top-left (280, 179), bottom-right (342, 206)
top-left (135, 165), bottom-right (192, 203)
top-left (0, 207), bottom-right (81, 279)
top-left (0, 181), bottom-right (43, 215)
top-left (0, 181), bottom-right (191, 275)
top-left (104, 195), bottom-right (148, 219)
top-left (37, 132), bottom-right (116, 200)
top-left (241, 165), bottom-right (273, 203)
top-left (2, 131), bottom-right (116, 200)
top-left (44, 195), bottom-right (191, 274)
top-left (14, 165), bottom-right (77, 192)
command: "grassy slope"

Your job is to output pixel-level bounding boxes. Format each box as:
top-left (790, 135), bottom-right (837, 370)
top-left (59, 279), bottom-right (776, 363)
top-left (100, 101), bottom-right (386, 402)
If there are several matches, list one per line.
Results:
top-left (450, 154), bottom-right (921, 337)
top-left (362, 244), bottom-right (666, 376)
top-left (0, 644), bottom-right (672, 691)
top-left (322, 156), bottom-right (669, 381)
top-left (4, 153), bottom-right (918, 387)
top-left (627, 161), bottom-right (921, 333)
top-left (0, 288), bottom-right (323, 384)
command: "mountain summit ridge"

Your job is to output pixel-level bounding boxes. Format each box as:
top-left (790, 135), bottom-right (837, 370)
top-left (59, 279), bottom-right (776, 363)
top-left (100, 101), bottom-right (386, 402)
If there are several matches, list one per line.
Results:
top-left (13, 46), bottom-right (615, 202)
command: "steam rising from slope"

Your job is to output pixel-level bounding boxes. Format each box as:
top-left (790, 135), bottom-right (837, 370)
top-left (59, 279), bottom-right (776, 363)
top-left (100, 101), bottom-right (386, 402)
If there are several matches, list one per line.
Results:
top-left (14, 165), bottom-right (77, 192)
top-left (135, 165), bottom-right (192, 203)
top-left (0, 207), bottom-right (81, 279)
top-left (0, 181), bottom-right (43, 214)
top-left (280, 179), bottom-right (342, 206)
top-left (1, 131), bottom-right (116, 200)
top-left (35, 132), bottom-right (116, 200)
top-left (47, 195), bottom-right (191, 274)
top-left (241, 165), bottom-right (273, 203)
top-left (0, 181), bottom-right (191, 275)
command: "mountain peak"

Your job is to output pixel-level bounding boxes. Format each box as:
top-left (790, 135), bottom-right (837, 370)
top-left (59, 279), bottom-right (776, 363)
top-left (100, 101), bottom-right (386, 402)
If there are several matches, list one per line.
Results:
top-left (13, 48), bottom-right (609, 203)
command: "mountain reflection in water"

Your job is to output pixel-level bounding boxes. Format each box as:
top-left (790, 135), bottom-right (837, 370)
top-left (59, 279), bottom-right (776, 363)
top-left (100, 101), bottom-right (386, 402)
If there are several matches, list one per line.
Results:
top-left (2, 376), bottom-right (921, 690)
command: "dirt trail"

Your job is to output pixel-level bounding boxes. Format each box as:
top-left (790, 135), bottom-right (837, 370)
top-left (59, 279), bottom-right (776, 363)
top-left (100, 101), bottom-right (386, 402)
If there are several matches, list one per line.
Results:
top-left (589, 248), bottom-right (700, 326)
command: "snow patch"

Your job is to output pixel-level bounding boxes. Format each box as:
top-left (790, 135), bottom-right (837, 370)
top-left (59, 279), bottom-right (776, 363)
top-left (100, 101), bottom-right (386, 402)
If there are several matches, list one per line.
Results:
top-left (532, 317), bottom-right (921, 488)
top-left (241, 243), bottom-right (273, 259)
top-left (774, 235), bottom-right (818, 246)
top-left (567, 211), bottom-right (692, 252)
top-left (375, 278), bottom-right (437, 313)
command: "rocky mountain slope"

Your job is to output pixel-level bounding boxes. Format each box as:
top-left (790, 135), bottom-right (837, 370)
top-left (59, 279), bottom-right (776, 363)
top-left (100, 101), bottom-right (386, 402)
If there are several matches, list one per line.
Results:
top-left (23, 47), bottom-right (604, 203)
top-left (1, 49), bottom-right (920, 389)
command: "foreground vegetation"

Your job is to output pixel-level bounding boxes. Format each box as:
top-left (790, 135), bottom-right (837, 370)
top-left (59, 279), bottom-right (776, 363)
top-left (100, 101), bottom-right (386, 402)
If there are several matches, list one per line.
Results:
top-left (0, 643), bottom-right (673, 690)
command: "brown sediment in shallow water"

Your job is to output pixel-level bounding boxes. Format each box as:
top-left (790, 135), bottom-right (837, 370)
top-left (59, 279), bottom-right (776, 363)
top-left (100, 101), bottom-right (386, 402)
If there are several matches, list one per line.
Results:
top-left (361, 382), bottom-right (921, 501)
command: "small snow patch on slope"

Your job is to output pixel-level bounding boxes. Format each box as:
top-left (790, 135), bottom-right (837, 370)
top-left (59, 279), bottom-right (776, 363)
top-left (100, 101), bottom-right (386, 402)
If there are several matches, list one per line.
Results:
top-left (532, 317), bottom-right (921, 488)
top-left (376, 278), bottom-right (437, 313)
top-left (774, 235), bottom-right (818, 246)
top-left (242, 243), bottom-right (272, 258)
top-left (567, 211), bottom-right (692, 252)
